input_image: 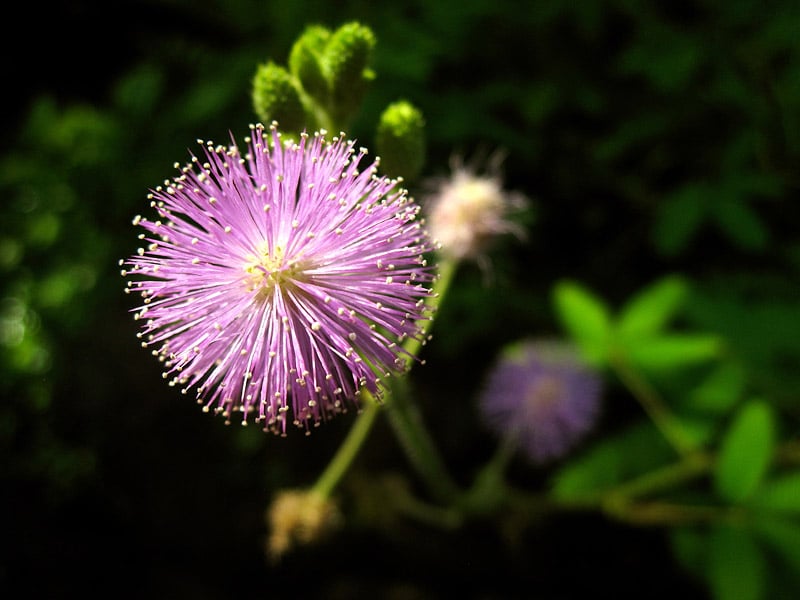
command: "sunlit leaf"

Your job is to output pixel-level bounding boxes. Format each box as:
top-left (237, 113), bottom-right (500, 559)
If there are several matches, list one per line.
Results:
top-left (714, 400), bottom-right (775, 503)
top-left (617, 275), bottom-right (688, 339)
top-left (708, 525), bottom-right (766, 600)
top-left (552, 280), bottom-right (612, 367)
top-left (624, 334), bottom-right (721, 372)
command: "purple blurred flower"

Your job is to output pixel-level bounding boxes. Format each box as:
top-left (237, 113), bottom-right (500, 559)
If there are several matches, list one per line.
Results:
top-left (479, 340), bottom-right (601, 463)
top-left (123, 124), bottom-right (434, 434)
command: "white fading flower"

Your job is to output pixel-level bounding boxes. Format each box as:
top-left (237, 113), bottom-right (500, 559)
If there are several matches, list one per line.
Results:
top-left (423, 152), bottom-right (526, 265)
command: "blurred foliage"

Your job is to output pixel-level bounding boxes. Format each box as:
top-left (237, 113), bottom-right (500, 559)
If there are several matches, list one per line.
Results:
top-left (2, 0), bottom-right (800, 598)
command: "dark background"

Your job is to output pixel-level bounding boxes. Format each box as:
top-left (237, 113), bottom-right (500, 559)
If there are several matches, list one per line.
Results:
top-left (3, 0), bottom-right (799, 597)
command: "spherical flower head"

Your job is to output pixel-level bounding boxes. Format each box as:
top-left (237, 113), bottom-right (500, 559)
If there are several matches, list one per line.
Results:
top-left (479, 340), bottom-right (602, 463)
top-left (424, 154), bottom-right (525, 263)
top-left (122, 123), bottom-right (434, 434)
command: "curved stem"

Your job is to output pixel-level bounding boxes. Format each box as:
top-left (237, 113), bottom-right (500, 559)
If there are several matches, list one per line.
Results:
top-left (609, 349), bottom-right (696, 458)
top-left (309, 258), bottom-right (459, 499)
top-left (401, 258), bottom-right (457, 369)
top-left (603, 452), bottom-right (712, 501)
top-left (381, 259), bottom-right (462, 501)
top-left (311, 395), bottom-right (380, 499)
top-left (384, 377), bottom-right (461, 503)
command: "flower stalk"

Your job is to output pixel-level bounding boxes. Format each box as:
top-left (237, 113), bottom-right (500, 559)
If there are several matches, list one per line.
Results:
top-left (310, 258), bottom-right (459, 501)
top-left (311, 395), bottom-right (381, 499)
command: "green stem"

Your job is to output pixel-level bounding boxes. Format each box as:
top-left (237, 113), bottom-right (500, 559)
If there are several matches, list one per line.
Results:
top-left (401, 258), bottom-right (457, 369)
top-left (609, 349), bottom-right (696, 458)
top-left (310, 258), bottom-right (459, 499)
top-left (384, 377), bottom-right (461, 503)
top-left (311, 395), bottom-right (380, 499)
top-left (382, 259), bottom-right (461, 502)
top-left (458, 437), bottom-right (517, 514)
top-left (605, 452), bottom-right (712, 502)
top-left (604, 499), bottom-right (744, 526)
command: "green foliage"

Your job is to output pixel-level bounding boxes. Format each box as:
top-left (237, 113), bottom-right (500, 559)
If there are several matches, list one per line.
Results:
top-left (4, 1), bottom-right (800, 597)
top-left (754, 516), bottom-right (800, 574)
top-left (654, 174), bottom-right (780, 256)
top-left (552, 281), bottom-right (612, 367)
top-left (553, 277), bottom-right (721, 374)
top-left (714, 400), bottom-right (775, 503)
top-left (624, 334), bottom-right (721, 373)
top-left (752, 472), bottom-right (800, 514)
top-left (550, 421), bottom-right (673, 500)
top-left (675, 518), bottom-right (800, 600)
top-left (687, 364), bottom-right (746, 414)
top-left (652, 183), bottom-right (707, 256)
top-left (708, 525), bottom-right (766, 600)
top-left (616, 276), bottom-right (688, 339)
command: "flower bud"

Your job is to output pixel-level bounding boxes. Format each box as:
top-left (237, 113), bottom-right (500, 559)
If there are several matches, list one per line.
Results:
top-left (325, 22), bottom-right (376, 125)
top-left (288, 25), bottom-right (331, 104)
top-left (376, 100), bottom-right (426, 182)
top-left (252, 62), bottom-right (310, 133)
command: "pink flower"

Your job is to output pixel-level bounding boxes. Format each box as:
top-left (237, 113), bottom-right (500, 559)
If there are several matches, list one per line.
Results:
top-left (123, 124), bottom-right (434, 434)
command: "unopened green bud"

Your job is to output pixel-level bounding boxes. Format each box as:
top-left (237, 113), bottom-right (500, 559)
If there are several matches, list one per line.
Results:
top-left (252, 62), bottom-right (310, 133)
top-left (288, 24), bottom-right (331, 104)
top-left (376, 100), bottom-right (426, 181)
top-left (325, 22), bottom-right (376, 125)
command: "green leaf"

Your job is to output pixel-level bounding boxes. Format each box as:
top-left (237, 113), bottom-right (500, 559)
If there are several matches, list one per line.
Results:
top-left (624, 334), bottom-right (721, 372)
top-left (708, 525), bottom-right (766, 600)
top-left (674, 414), bottom-right (717, 446)
top-left (550, 421), bottom-right (672, 500)
top-left (617, 275), bottom-right (688, 338)
top-left (112, 64), bottom-right (164, 116)
top-left (751, 472), bottom-right (800, 513)
top-left (688, 364), bottom-right (746, 414)
top-left (653, 183), bottom-right (707, 256)
top-left (754, 516), bottom-right (800, 572)
top-left (711, 198), bottom-right (769, 252)
top-left (552, 280), bottom-right (612, 367)
top-left (670, 527), bottom-right (707, 581)
top-left (714, 400), bottom-right (775, 503)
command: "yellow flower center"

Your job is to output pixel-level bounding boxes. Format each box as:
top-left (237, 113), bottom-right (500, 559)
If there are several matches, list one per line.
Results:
top-left (244, 242), bottom-right (306, 300)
